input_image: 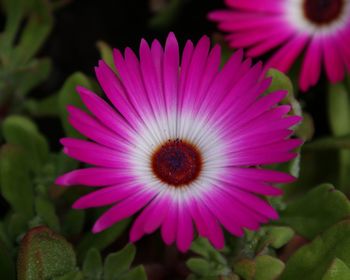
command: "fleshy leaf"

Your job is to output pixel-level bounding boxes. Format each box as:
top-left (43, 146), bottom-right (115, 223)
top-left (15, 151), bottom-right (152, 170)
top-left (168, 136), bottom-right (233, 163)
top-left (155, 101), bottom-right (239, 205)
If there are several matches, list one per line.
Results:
top-left (53, 270), bottom-right (83, 280)
top-left (254, 255), bottom-right (285, 280)
top-left (0, 145), bottom-right (34, 217)
top-left (263, 226), bottom-right (295, 249)
top-left (13, 0), bottom-right (53, 64)
top-left (62, 209), bottom-right (85, 237)
top-left (234, 256), bottom-right (284, 280)
top-left (233, 259), bottom-right (256, 280)
top-left (34, 196), bottom-right (60, 232)
top-left (2, 115), bottom-right (49, 172)
top-left (77, 219), bottom-right (131, 260)
top-left (328, 83), bottom-right (350, 136)
top-left (280, 220), bottom-right (350, 280)
top-left (187, 258), bottom-right (214, 276)
top-left (82, 248), bottom-right (103, 280)
top-left (103, 243), bottom-right (136, 280)
top-left (191, 238), bottom-right (227, 265)
top-left (278, 184), bottom-right (350, 239)
top-left (322, 258), bottom-right (350, 280)
top-left (118, 265), bottom-right (147, 280)
top-left (96, 41), bottom-right (114, 69)
top-left (17, 226), bottom-right (77, 280)
top-left (0, 239), bottom-right (15, 280)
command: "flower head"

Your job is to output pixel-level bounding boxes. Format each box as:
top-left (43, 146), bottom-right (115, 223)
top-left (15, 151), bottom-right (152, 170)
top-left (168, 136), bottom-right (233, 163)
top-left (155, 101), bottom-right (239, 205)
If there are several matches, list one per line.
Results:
top-left (209, 0), bottom-right (350, 91)
top-left (56, 33), bottom-right (302, 252)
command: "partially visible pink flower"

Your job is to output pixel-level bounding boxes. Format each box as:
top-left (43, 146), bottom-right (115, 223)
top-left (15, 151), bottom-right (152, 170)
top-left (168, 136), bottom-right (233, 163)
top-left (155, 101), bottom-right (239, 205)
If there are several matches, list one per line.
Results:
top-left (209, 0), bottom-right (350, 91)
top-left (56, 33), bottom-right (302, 252)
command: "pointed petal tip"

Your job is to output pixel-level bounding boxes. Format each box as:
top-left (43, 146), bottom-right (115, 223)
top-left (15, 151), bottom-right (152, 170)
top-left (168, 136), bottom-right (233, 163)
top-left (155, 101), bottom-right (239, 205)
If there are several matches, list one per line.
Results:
top-left (167, 31), bottom-right (176, 41)
top-left (91, 223), bottom-right (103, 233)
top-left (54, 175), bottom-right (69, 187)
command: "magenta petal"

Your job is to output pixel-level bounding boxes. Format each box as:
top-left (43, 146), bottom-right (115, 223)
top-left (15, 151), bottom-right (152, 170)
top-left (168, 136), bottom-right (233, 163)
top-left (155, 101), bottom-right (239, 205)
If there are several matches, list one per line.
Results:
top-left (92, 190), bottom-right (155, 233)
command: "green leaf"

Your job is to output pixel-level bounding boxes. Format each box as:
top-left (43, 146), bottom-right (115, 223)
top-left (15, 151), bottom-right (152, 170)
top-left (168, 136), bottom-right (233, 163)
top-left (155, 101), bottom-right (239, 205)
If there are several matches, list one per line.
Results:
top-left (34, 196), bottom-right (60, 232)
top-left (17, 226), bottom-right (77, 280)
top-left (2, 115), bottom-right (49, 172)
top-left (77, 219), bottom-right (131, 260)
top-left (58, 72), bottom-right (94, 138)
top-left (96, 41), bottom-right (114, 69)
top-left (305, 135), bottom-right (350, 150)
top-left (187, 258), bottom-right (213, 276)
top-left (279, 184), bottom-right (350, 239)
top-left (62, 209), bottom-right (85, 237)
top-left (53, 270), bottom-right (83, 280)
top-left (328, 83), bottom-right (350, 136)
top-left (280, 220), bottom-right (350, 280)
top-left (322, 258), bottom-right (350, 280)
top-left (254, 255), bottom-right (284, 280)
top-left (25, 94), bottom-right (59, 117)
top-left (13, 0), bottom-right (53, 64)
top-left (264, 226), bottom-right (294, 249)
top-left (0, 145), bottom-right (34, 217)
top-left (6, 212), bottom-right (28, 241)
top-left (191, 238), bottom-right (227, 265)
top-left (0, 0), bottom-right (27, 54)
top-left (104, 244), bottom-right (136, 280)
top-left (0, 238), bottom-right (15, 280)
top-left (233, 259), bottom-right (256, 280)
top-left (83, 248), bottom-right (103, 280)
top-left (118, 265), bottom-right (147, 280)
top-left (328, 71), bottom-right (350, 194)
top-left (14, 58), bottom-right (52, 97)
top-left (296, 112), bottom-right (314, 142)
top-left (266, 68), bottom-right (302, 119)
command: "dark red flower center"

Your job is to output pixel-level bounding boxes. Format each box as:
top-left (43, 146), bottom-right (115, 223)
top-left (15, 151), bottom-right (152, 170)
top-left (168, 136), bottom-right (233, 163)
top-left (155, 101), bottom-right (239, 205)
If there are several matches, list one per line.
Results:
top-left (303, 0), bottom-right (344, 25)
top-left (151, 139), bottom-right (202, 187)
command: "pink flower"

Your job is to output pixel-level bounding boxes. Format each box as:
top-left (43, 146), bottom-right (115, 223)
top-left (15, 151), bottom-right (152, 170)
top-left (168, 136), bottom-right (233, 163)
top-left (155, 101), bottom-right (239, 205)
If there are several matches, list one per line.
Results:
top-left (209, 0), bottom-right (350, 91)
top-left (56, 33), bottom-right (301, 252)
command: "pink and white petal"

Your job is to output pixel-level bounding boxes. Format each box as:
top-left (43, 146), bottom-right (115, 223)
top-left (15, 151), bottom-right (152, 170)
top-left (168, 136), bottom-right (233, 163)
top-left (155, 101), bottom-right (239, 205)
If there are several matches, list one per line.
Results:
top-left (181, 35), bottom-right (211, 112)
top-left (202, 191), bottom-right (244, 236)
top-left (230, 151), bottom-right (297, 166)
top-left (224, 0), bottom-right (284, 12)
top-left (161, 201), bottom-right (178, 245)
top-left (94, 61), bottom-right (140, 129)
top-left (214, 188), bottom-right (262, 230)
top-left (76, 86), bottom-right (136, 139)
top-left (246, 30), bottom-right (294, 57)
top-left (67, 106), bottom-right (133, 150)
top-left (299, 38), bottom-right (322, 91)
top-left (233, 90), bottom-right (288, 125)
top-left (176, 200), bottom-right (194, 252)
top-left (218, 15), bottom-right (284, 32)
top-left (55, 168), bottom-right (134, 187)
top-left (129, 199), bottom-right (158, 242)
top-left (265, 34), bottom-right (310, 73)
top-left (179, 40), bottom-right (195, 109)
top-left (227, 188), bottom-right (279, 220)
top-left (61, 138), bottom-right (131, 168)
top-left (321, 35), bottom-right (345, 83)
top-left (163, 32), bottom-right (180, 116)
top-left (195, 44), bottom-right (221, 108)
top-left (73, 184), bottom-right (141, 209)
top-left (113, 48), bottom-right (154, 120)
top-left (92, 190), bottom-right (156, 233)
top-left (194, 201), bottom-right (225, 249)
top-left (230, 168), bottom-right (295, 183)
top-left (218, 175), bottom-right (283, 196)
top-left (143, 193), bottom-right (171, 234)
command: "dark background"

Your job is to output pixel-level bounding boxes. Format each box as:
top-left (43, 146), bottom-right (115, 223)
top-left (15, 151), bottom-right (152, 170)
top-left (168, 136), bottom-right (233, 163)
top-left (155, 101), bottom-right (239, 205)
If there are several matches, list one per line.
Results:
top-left (43, 0), bottom-right (221, 92)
